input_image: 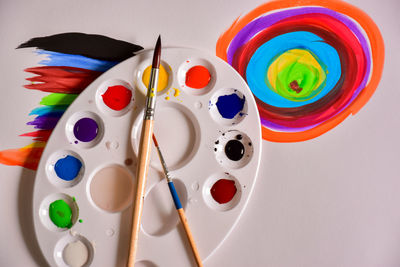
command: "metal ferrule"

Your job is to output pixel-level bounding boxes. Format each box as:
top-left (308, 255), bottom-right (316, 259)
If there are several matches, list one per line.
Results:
top-left (156, 146), bottom-right (172, 182)
top-left (144, 67), bottom-right (159, 120)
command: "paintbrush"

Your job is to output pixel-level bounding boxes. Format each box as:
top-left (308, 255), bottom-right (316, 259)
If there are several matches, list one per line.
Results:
top-left (152, 134), bottom-right (203, 267)
top-left (127, 35), bottom-right (161, 267)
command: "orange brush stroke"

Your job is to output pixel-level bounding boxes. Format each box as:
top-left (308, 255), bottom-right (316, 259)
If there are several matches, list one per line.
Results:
top-left (0, 142), bottom-right (45, 170)
top-left (216, 0), bottom-right (385, 142)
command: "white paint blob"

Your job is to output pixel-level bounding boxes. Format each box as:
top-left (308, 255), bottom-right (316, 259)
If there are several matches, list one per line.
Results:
top-left (63, 240), bottom-right (88, 267)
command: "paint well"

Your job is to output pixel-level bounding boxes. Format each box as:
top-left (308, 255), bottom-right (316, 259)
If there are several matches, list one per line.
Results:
top-left (185, 65), bottom-right (211, 89)
top-left (210, 179), bottom-right (237, 204)
top-left (73, 118), bottom-right (98, 142)
top-left (224, 140), bottom-right (245, 161)
top-left (54, 155), bottom-right (82, 181)
top-left (216, 93), bottom-right (245, 119)
top-left (142, 64), bottom-right (169, 92)
top-left (63, 240), bottom-right (89, 267)
top-left (90, 165), bottom-right (133, 212)
top-left (49, 199), bottom-right (73, 228)
top-left (101, 85), bottom-right (132, 111)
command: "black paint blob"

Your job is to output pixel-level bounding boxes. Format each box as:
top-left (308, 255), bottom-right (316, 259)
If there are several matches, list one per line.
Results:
top-left (224, 140), bottom-right (245, 161)
top-left (17, 32), bottom-right (143, 61)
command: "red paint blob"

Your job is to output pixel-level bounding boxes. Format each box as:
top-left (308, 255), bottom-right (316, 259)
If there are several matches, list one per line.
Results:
top-left (185, 65), bottom-right (211, 89)
top-left (102, 85), bottom-right (132, 111)
top-left (210, 179), bottom-right (237, 204)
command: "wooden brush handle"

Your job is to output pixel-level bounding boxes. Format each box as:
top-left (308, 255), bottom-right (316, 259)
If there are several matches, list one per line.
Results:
top-left (177, 209), bottom-right (203, 267)
top-left (127, 119), bottom-right (154, 267)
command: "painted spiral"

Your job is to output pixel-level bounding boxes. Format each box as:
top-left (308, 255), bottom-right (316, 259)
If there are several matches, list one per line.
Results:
top-left (217, 0), bottom-right (384, 142)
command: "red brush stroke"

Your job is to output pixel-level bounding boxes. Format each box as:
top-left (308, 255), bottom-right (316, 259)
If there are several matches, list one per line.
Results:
top-left (24, 66), bottom-right (101, 94)
top-left (20, 130), bottom-right (52, 142)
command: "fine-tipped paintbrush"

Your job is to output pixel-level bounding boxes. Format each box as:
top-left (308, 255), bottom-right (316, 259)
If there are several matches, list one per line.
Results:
top-left (152, 134), bottom-right (203, 267)
top-left (127, 35), bottom-right (161, 267)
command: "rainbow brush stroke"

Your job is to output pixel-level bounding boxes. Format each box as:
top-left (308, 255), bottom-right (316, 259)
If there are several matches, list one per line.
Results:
top-left (0, 33), bottom-right (143, 170)
top-left (216, 0), bottom-right (384, 142)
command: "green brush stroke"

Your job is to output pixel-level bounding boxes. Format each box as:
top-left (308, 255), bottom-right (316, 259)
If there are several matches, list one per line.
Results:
top-left (40, 93), bottom-right (78, 106)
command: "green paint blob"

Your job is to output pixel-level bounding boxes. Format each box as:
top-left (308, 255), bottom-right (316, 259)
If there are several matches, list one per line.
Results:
top-left (79, 219), bottom-right (83, 223)
top-left (40, 93), bottom-right (78, 106)
top-left (49, 199), bottom-right (73, 228)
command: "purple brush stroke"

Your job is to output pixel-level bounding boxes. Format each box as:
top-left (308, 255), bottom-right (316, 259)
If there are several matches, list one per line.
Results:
top-left (27, 116), bottom-right (61, 130)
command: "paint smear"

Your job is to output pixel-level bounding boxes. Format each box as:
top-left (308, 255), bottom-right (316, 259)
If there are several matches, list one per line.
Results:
top-left (18, 32), bottom-right (143, 61)
top-left (142, 64), bottom-right (169, 92)
top-left (210, 179), bottom-right (237, 204)
top-left (24, 66), bottom-right (101, 94)
top-left (224, 139), bottom-right (245, 161)
top-left (216, 93), bottom-right (245, 119)
top-left (54, 155), bottom-right (82, 181)
top-left (216, 0), bottom-right (385, 142)
top-left (0, 142), bottom-right (45, 170)
top-left (90, 165), bottom-right (133, 212)
top-left (73, 118), bottom-right (98, 142)
top-left (102, 85), bottom-right (132, 111)
top-left (49, 199), bottom-right (73, 228)
top-left (185, 65), bottom-right (211, 89)
top-left (63, 240), bottom-right (89, 267)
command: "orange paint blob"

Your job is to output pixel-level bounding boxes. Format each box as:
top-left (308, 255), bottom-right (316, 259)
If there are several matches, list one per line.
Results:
top-left (185, 65), bottom-right (211, 89)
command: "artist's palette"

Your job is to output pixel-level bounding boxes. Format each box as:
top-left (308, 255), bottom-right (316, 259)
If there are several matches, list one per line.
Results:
top-left (33, 47), bottom-right (262, 267)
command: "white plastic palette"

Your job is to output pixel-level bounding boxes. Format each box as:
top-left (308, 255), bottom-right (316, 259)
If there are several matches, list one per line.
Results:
top-left (33, 47), bottom-right (262, 267)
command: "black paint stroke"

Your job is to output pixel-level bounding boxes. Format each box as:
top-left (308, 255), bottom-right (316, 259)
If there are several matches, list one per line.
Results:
top-left (17, 32), bottom-right (144, 61)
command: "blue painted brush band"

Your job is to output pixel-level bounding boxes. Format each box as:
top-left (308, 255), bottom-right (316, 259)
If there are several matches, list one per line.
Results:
top-left (168, 181), bottom-right (182, 209)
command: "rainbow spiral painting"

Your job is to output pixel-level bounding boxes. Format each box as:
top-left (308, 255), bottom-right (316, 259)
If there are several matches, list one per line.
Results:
top-left (216, 0), bottom-right (384, 142)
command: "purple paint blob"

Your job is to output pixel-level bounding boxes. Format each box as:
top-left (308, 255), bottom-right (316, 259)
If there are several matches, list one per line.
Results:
top-left (73, 118), bottom-right (98, 142)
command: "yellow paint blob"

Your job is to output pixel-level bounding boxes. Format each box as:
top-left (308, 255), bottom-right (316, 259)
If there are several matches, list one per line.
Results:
top-left (173, 88), bottom-right (180, 97)
top-left (142, 64), bottom-right (169, 92)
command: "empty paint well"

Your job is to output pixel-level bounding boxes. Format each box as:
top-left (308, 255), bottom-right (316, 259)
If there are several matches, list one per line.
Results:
top-left (177, 58), bottom-right (216, 96)
top-left (203, 173), bottom-right (242, 211)
top-left (209, 88), bottom-right (248, 125)
top-left (53, 234), bottom-right (94, 267)
top-left (90, 164), bottom-right (134, 213)
top-left (96, 79), bottom-right (135, 117)
top-left (132, 101), bottom-right (201, 171)
top-left (214, 130), bottom-right (253, 169)
top-left (66, 111), bottom-right (104, 148)
top-left (46, 150), bottom-right (85, 188)
top-left (39, 193), bottom-right (79, 232)
top-left (142, 179), bottom-right (187, 236)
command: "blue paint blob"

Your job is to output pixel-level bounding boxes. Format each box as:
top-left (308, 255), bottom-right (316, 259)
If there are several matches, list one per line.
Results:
top-left (54, 155), bottom-right (82, 181)
top-left (216, 93), bottom-right (245, 119)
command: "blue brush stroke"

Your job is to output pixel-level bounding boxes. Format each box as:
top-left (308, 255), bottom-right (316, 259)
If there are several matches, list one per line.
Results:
top-left (29, 105), bottom-right (68, 116)
top-left (36, 50), bottom-right (119, 72)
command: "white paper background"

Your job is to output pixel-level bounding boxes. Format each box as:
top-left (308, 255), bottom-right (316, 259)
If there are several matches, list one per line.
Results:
top-left (0, 0), bottom-right (399, 266)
